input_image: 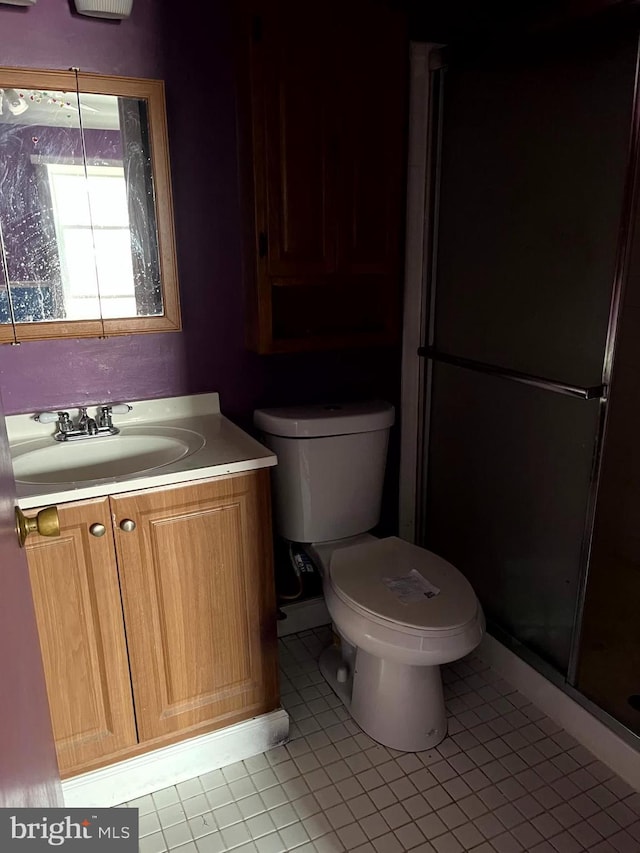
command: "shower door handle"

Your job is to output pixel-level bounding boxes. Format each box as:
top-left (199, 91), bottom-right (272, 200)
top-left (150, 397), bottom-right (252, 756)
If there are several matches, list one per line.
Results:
top-left (418, 347), bottom-right (607, 401)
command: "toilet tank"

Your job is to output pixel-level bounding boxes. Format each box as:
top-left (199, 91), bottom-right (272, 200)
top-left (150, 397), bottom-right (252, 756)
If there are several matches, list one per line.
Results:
top-left (253, 401), bottom-right (395, 543)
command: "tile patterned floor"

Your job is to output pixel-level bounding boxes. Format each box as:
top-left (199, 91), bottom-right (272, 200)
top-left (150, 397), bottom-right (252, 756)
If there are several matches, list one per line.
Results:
top-left (126, 626), bottom-right (640, 853)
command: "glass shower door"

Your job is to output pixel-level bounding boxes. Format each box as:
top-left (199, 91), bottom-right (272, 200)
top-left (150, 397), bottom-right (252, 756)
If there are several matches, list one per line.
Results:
top-left (424, 362), bottom-right (600, 674)
top-left (574, 186), bottom-right (640, 736)
top-left (421, 26), bottom-right (639, 679)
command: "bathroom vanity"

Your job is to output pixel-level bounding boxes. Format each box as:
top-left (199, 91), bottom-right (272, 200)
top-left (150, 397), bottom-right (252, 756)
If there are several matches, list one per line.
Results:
top-left (7, 394), bottom-right (281, 783)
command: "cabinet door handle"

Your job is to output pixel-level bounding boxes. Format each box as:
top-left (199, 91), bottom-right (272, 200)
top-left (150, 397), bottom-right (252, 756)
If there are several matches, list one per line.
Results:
top-left (119, 519), bottom-right (136, 532)
top-left (89, 523), bottom-right (106, 537)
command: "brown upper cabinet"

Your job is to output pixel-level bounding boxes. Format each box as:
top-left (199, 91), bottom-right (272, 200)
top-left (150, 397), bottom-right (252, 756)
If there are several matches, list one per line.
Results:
top-left (235, 0), bottom-right (409, 353)
top-left (0, 68), bottom-right (181, 343)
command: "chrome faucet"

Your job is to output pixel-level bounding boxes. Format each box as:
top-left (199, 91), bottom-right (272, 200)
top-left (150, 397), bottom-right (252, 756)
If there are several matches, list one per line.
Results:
top-left (35, 404), bottom-right (132, 442)
top-left (77, 407), bottom-right (98, 436)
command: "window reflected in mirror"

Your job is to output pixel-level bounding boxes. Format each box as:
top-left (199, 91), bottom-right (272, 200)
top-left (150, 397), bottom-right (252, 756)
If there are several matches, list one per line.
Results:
top-left (46, 162), bottom-right (136, 320)
top-left (0, 70), bottom-right (180, 342)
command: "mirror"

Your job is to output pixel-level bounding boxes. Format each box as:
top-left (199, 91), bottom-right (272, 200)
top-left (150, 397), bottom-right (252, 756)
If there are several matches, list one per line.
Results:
top-left (0, 68), bottom-right (180, 342)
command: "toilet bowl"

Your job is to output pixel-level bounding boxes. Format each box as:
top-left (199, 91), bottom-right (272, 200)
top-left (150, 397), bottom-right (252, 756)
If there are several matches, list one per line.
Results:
top-left (253, 400), bottom-right (485, 752)
top-left (308, 534), bottom-right (485, 751)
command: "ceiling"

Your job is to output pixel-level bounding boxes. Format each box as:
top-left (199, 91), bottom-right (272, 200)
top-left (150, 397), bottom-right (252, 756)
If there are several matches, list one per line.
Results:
top-left (404, 0), bottom-right (638, 44)
top-left (0, 90), bottom-right (121, 131)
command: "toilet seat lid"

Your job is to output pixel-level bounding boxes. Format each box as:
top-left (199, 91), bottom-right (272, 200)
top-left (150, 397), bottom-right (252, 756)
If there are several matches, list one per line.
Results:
top-left (329, 536), bottom-right (478, 631)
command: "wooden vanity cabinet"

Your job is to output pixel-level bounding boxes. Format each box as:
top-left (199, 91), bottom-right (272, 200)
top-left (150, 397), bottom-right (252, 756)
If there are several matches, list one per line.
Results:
top-left (24, 470), bottom-right (279, 777)
top-left (236, 0), bottom-right (409, 353)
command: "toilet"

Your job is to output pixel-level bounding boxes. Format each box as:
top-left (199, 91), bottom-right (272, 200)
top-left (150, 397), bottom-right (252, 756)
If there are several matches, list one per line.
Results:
top-left (253, 400), bottom-right (485, 752)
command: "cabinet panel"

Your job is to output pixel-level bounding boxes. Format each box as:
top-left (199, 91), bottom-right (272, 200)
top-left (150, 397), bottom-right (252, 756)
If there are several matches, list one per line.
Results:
top-left (25, 498), bottom-right (137, 775)
top-left (256, 3), bottom-right (336, 277)
top-left (112, 471), bottom-right (279, 741)
top-left (336, 5), bottom-right (407, 278)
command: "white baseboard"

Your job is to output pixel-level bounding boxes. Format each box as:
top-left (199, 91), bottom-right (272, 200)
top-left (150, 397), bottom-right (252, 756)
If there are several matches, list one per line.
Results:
top-left (62, 709), bottom-right (290, 808)
top-left (479, 634), bottom-right (640, 792)
top-left (277, 596), bottom-right (331, 637)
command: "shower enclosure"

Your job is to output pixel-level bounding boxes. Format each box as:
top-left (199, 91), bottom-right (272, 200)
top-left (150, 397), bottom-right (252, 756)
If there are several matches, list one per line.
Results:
top-left (414, 15), bottom-right (640, 745)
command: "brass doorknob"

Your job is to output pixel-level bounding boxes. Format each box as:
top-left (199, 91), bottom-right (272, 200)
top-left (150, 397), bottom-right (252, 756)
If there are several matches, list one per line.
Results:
top-left (15, 506), bottom-right (60, 548)
top-left (119, 518), bottom-right (136, 532)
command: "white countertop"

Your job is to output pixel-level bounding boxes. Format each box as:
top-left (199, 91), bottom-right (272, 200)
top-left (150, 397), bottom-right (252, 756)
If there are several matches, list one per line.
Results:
top-left (7, 393), bottom-right (277, 510)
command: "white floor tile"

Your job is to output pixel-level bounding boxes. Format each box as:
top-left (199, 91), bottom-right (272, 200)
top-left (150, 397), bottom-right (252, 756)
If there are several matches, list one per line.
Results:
top-left (220, 821), bottom-right (252, 849)
top-left (253, 834), bottom-right (285, 853)
top-left (194, 832), bottom-right (230, 853)
top-left (182, 794), bottom-right (211, 820)
top-left (163, 821), bottom-right (193, 849)
top-left (198, 769), bottom-right (225, 792)
top-left (140, 832), bottom-right (169, 853)
top-left (205, 784), bottom-right (235, 811)
top-left (157, 804), bottom-right (187, 830)
top-left (186, 812), bottom-right (217, 840)
top-left (117, 627), bottom-right (639, 853)
top-left (128, 794), bottom-right (156, 816)
top-left (176, 778), bottom-right (204, 801)
top-left (278, 820), bottom-right (309, 849)
top-left (139, 811), bottom-right (162, 837)
top-left (259, 785), bottom-right (289, 810)
top-left (211, 801), bottom-right (243, 829)
top-left (245, 812), bottom-right (276, 840)
top-left (238, 794), bottom-right (267, 820)
top-left (301, 811), bottom-right (331, 840)
top-left (153, 786), bottom-right (181, 809)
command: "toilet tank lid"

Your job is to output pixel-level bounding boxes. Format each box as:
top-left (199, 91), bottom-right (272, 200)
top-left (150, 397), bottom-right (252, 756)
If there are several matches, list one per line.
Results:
top-left (253, 400), bottom-right (395, 437)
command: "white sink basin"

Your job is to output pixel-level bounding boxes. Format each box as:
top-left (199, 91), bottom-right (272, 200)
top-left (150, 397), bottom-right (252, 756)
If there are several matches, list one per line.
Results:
top-left (12, 426), bottom-right (205, 485)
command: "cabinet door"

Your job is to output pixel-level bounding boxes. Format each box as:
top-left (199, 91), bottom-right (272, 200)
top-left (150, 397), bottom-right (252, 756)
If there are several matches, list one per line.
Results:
top-left (25, 498), bottom-right (137, 776)
top-left (336, 1), bottom-right (407, 282)
top-left (250, 0), bottom-right (337, 280)
top-left (112, 471), bottom-right (279, 741)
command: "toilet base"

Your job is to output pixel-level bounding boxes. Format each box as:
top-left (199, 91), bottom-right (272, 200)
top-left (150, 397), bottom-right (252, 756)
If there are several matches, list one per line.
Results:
top-left (319, 645), bottom-right (353, 707)
top-left (319, 643), bottom-right (447, 752)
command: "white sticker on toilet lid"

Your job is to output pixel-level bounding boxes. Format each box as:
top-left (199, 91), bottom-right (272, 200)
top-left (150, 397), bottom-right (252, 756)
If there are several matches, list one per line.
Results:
top-left (382, 569), bottom-right (441, 604)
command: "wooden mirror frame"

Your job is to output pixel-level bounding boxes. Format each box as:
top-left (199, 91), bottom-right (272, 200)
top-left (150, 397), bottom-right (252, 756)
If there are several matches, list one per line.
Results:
top-left (0, 67), bottom-right (181, 343)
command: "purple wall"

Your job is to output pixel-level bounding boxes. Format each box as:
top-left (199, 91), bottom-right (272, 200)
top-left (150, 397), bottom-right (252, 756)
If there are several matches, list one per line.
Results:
top-left (0, 382), bottom-right (62, 807)
top-left (0, 0), bottom-right (401, 442)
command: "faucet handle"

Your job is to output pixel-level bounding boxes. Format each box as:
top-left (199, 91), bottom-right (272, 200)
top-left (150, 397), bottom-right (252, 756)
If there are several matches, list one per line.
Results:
top-left (97, 403), bottom-right (132, 430)
top-left (35, 411), bottom-right (66, 424)
top-left (35, 410), bottom-right (72, 435)
top-left (98, 406), bottom-right (112, 429)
